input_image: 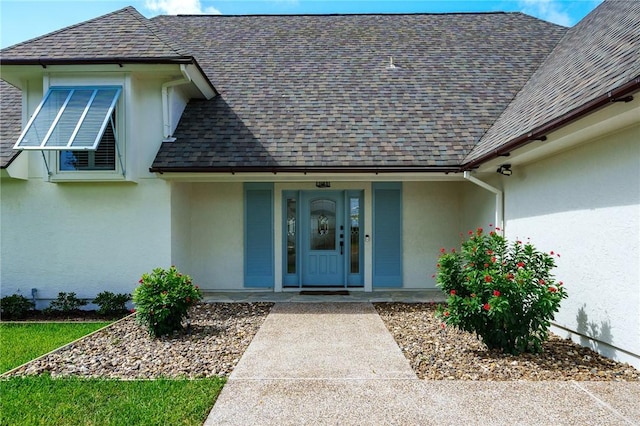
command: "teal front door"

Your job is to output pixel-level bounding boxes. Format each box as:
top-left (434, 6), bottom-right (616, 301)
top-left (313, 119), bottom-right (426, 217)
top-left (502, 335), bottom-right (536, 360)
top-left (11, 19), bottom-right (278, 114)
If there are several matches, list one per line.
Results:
top-left (301, 192), bottom-right (345, 286)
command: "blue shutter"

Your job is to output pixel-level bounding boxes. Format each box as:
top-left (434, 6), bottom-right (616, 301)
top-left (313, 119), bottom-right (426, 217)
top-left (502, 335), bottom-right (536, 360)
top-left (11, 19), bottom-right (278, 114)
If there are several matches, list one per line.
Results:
top-left (244, 183), bottom-right (274, 288)
top-left (373, 182), bottom-right (402, 288)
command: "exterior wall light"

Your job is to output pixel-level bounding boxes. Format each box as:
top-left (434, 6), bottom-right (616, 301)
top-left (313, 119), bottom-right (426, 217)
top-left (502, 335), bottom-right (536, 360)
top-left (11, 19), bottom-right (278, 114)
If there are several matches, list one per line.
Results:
top-left (497, 164), bottom-right (512, 176)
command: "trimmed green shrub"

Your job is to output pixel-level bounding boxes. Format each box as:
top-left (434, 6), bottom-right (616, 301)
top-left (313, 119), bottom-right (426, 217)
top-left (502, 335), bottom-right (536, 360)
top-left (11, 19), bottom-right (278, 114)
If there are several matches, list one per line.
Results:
top-left (132, 266), bottom-right (202, 337)
top-left (436, 226), bottom-right (568, 354)
top-left (1, 294), bottom-right (35, 320)
top-left (44, 292), bottom-right (87, 313)
top-left (93, 291), bottom-right (131, 316)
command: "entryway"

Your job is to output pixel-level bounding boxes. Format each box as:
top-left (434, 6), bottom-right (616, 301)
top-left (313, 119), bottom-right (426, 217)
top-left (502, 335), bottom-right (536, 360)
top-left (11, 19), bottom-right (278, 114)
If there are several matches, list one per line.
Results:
top-left (283, 190), bottom-right (364, 288)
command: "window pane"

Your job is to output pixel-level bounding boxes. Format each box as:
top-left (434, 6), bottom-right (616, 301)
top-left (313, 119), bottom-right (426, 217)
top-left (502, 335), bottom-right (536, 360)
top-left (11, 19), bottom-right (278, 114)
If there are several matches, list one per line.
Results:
top-left (310, 199), bottom-right (335, 251)
top-left (287, 198), bottom-right (296, 274)
top-left (350, 197), bottom-right (360, 273)
top-left (60, 113), bottom-right (116, 171)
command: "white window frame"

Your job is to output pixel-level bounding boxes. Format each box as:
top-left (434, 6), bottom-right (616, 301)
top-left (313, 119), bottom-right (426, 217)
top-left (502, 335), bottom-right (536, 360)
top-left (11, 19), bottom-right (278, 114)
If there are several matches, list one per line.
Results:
top-left (42, 75), bottom-right (129, 182)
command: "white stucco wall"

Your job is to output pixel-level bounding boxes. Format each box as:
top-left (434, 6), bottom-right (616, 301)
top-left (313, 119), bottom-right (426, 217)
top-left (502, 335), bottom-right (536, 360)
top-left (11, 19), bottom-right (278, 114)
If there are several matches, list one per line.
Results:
top-left (0, 67), bottom-right (193, 306)
top-left (461, 176), bottom-right (502, 232)
top-left (170, 182), bottom-right (193, 274)
top-left (503, 123), bottom-right (640, 368)
top-left (188, 183), bottom-right (244, 290)
top-left (0, 178), bottom-right (172, 307)
top-left (403, 182), bottom-right (464, 289)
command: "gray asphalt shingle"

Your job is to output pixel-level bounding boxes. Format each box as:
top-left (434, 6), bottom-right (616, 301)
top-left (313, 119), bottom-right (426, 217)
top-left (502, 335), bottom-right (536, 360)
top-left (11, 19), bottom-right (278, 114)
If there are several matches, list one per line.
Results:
top-left (465, 0), bottom-right (640, 164)
top-left (150, 12), bottom-right (565, 170)
top-left (0, 81), bottom-right (22, 169)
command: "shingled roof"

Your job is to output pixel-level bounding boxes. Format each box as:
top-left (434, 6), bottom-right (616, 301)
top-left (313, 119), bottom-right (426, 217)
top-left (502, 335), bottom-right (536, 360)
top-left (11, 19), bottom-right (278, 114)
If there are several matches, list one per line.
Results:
top-left (465, 0), bottom-right (640, 166)
top-left (0, 81), bottom-right (22, 169)
top-left (0, 6), bottom-right (190, 65)
top-left (150, 12), bottom-right (566, 171)
top-left (2, 2), bottom-right (636, 173)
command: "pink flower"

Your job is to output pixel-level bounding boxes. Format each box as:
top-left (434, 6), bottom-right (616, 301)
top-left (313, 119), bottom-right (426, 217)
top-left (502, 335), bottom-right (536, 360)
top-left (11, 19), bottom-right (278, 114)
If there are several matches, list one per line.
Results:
top-left (484, 263), bottom-right (489, 268)
top-left (484, 275), bottom-right (492, 283)
top-left (444, 311), bottom-right (450, 317)
top-left (138, 279), bottom-right (143, 284)
top-left (549, 287), bottom-right (557, 293)
top-left (495, 227), bottom-right (501, 231)
top-left (507, 273), bottom-right (515, 280)
top-left (130, 308), bottom-right (136, 313)
top-left (550, 251), bottom-right (554, 255)
top-left (558, 281), bottom-right (563, 286)
top-left (440, 247), bottom-right (446, 254)
top-left (539, 279), bottom-right (545, 285)
top-left (491, 257), bottom-right (497, 263)
top-left (517, 262), bottom-right (525, 268)
top-left (487, 250), bottom-right (494, 255)
top-left (483, 303), bottom-right (491, 311)
top-left (441, 323), bottom-right (446, 329)
top-left (493, 290), bottom-right (501, 297)
top-left (450, 290), bottom-right (457, 295)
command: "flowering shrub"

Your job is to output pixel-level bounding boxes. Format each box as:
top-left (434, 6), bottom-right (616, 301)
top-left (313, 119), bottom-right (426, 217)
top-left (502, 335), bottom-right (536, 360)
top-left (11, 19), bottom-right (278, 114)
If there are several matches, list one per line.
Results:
top-left (132, 266), bottom-right (202, 337)
top-left (436, 226), bottom-right (568, 354)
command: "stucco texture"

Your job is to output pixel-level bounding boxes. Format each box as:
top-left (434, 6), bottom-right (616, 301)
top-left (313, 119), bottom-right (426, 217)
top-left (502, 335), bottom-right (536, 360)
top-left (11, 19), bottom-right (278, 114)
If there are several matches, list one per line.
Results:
top-left (503, 123), bottom-right (640, 368)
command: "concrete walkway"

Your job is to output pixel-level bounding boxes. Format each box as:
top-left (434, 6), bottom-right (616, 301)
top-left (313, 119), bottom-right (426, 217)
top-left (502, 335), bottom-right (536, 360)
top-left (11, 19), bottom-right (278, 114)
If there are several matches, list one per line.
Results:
top-left (205, 303), bottom-right (640, 425)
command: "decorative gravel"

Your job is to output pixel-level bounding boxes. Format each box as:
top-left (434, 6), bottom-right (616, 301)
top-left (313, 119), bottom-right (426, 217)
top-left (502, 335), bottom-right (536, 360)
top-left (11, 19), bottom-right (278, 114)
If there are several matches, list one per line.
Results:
top-left (375, 302), bottom-right (639, 381)
top-left (4, 303), bottom-right (273, 379)
top-left (6, 301), bottom-right (639, 381)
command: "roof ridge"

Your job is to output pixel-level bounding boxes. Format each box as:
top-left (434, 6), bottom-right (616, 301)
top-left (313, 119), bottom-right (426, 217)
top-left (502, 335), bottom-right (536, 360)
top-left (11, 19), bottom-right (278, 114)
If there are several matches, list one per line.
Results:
top-left (1, 6), bottom-right (138, 51)
top-left (131, 9), bottom-right (190, 57)
top-left (169, 11), bottom-right (513, 18)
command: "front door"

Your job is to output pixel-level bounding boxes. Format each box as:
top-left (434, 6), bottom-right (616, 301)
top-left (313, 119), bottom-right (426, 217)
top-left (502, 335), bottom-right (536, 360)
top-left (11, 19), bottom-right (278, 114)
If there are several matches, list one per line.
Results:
top-left (301, 192), bottom-right (345, 286)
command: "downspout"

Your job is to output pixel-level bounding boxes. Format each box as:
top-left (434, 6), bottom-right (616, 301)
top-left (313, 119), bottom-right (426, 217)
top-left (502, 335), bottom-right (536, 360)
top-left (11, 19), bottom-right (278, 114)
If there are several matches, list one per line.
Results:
top-left (162, 64), bottom-right (192, 141)
top-left (463, 171), bottom-right (504, 235)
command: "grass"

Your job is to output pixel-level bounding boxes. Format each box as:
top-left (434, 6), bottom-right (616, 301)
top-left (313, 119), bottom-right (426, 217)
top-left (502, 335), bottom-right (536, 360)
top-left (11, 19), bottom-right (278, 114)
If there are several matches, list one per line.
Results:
top-left (0, 322), bottom-right (112, 373)
top-left (1, 375), bottom-right (225, 426)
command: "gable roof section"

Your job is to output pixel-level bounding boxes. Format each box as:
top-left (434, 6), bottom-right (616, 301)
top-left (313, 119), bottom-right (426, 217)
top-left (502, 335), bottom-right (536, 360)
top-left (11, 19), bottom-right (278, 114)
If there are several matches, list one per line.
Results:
top-left (464, 0), bottom-right (640, 167)
top-left (0, 6), bottom-right (191, 65)
top-left (150, 12), bottom-right (566, 172)
top-left (0, 81), bottom-right (23, 169)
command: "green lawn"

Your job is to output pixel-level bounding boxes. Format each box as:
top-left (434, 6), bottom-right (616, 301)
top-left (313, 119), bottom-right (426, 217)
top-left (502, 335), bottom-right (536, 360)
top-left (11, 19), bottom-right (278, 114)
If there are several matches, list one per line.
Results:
top-left (0, 322), bottom-right (112, 373)
top-left (1, 376), bottom-right (225, 426)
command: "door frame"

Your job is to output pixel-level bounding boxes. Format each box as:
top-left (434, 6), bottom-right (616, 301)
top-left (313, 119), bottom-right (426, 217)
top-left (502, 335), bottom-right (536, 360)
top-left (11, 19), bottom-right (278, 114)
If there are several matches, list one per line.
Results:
top-left (282, 189), bottom-right (364, 288)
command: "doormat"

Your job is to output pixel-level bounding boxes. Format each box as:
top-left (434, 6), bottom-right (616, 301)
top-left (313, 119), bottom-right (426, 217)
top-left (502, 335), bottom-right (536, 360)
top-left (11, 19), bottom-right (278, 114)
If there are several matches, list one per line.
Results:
top-left (299, 290), bottom-right (350, 296)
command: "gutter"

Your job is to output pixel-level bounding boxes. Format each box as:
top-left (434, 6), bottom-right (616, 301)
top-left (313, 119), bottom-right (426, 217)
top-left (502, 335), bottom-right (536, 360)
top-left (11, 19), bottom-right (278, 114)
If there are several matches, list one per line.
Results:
top-left (463, 171), bottom-right (503, 234)
top-left (460, 76), bottom-right (640, 171)
top-left (149, 165), bottom-right (460, 174)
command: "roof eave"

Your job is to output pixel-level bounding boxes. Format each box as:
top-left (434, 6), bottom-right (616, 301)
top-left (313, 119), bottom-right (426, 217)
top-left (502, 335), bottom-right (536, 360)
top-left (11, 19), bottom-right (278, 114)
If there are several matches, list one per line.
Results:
top-left (149, 165), bottom-right (460, 174)
top-left (460, 76), bottom-right (640, 171)
top-left (0, 56), bottom-right (193, 66)
top-left (0, 56), bottom-right (219, 96)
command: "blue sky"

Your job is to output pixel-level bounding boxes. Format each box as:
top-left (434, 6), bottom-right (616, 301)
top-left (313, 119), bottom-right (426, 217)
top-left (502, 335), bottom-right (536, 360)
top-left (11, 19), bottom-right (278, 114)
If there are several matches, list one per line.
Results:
top-left (1, 0), bottom-right (604, 49)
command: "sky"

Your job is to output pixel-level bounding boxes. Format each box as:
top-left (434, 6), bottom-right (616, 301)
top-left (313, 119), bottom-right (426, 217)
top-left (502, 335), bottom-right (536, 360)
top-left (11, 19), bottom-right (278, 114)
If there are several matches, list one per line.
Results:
top-left (1, 0), bottom-right (604, 49)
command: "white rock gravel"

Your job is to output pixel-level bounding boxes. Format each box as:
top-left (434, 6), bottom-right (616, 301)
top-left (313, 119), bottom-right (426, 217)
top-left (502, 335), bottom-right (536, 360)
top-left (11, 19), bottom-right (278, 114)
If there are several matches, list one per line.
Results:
top-left (4, 303), bottom-right (273, 379)
top-left (375, 302), bottom-right (640, 381)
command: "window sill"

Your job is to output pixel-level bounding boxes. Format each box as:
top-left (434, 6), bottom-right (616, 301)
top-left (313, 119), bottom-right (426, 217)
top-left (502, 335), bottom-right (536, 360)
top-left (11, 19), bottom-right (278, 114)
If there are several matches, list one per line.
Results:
top-left (49, 172), bottom-right (134, 183)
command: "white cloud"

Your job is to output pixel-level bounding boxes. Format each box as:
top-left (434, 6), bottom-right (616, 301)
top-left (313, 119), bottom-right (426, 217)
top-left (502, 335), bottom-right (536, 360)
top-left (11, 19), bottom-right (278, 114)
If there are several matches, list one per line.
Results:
top-left (145, 0), bottom-right (221, 15)
top-left (519, 0), bottom-right (573, 26)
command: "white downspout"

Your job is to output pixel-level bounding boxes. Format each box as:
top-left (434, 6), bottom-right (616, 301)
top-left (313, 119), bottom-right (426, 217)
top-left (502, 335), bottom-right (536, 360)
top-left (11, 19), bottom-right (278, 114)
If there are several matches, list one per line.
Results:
top-left (162, 64), bottom-right (192, 141)
top-left (463, 171), bottom-right (504, 234)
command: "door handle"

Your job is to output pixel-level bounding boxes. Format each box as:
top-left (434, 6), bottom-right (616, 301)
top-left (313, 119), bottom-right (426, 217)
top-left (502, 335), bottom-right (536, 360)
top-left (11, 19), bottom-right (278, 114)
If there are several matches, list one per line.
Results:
top-left (340, 241), bottom-right (344, 255)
